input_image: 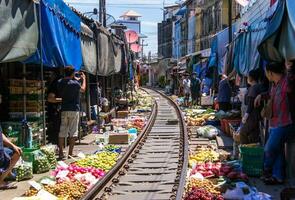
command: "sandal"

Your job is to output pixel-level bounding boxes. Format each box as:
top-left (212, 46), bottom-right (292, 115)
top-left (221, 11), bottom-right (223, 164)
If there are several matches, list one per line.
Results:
top-left (264, 177), bottom-right (284, 185)
top-left (4, 172), bottom-right (16, 182)
top-left (0, 182), bottom-right (17, 190)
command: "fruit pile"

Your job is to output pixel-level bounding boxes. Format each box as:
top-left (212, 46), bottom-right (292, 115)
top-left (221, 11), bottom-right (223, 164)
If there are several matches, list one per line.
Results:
top-left (52, 164), bottom-right (105, 185)
top-left (14, 163), bottom-right (33, 181)
top-left (40, 145), bottom-right (57, 169)
top-left (190, 162), bottom-right (248, 181)
top-left (33, 157), bottom-right (50, 174)
top-left (24, 188), bottom-right (38, 197)
top-left (44, 180), bottom-right (87, 200)
top-left (75, 152), bottom-right (118, 171)
top-left (186, 178), bottom-right (221, 195)
top-left (189, 149), bottom-right (220, 166)
top-left (185, 109), bottom-right (216, 126)
top-left (184, 187), bottom-right (224, 200)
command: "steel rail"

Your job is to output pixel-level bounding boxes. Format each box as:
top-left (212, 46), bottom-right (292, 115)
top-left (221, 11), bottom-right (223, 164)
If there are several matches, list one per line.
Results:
top-left (81, 92), bottom-right (158, 200)
top-left (81, 88), bottom-right (188, 200)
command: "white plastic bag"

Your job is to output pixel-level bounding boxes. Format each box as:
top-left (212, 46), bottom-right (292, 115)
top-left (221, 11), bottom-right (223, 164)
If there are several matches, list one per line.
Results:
top-left (197, 125), bottom-right (219, 139)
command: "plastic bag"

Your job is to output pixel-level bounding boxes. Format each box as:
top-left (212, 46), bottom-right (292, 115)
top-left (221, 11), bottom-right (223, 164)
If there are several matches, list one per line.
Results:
top-left (197, 125), bottom-right (219, 139)
top-left (33, 150), bottom-right (50, 174)
top-left (13, 159), bottom-right (33, 181)
top-left (40, 145), bottom-right (57, 169)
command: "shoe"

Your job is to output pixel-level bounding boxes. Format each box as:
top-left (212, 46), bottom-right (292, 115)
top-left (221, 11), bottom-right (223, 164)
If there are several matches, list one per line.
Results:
top-left (263, 177), bottom-right (284, 185)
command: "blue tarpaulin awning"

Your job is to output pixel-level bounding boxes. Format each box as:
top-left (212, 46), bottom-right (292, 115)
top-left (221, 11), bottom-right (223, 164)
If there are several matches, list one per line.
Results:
top-left (258, 0), bottom-right (295, 62)
top-left (26, 0), bottom-right (82, 70)
top-left (175, 6), bottom-right (187, 16)
top-left (207, 25), bottom-right (236, 74)
top-left (233, 22), bottom-right (267, 76)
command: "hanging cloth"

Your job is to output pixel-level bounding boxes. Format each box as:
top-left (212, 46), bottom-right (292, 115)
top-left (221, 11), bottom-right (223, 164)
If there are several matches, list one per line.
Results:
top-left (81, 22), bottom-right (97, 75)
top-left (0, 0), bottom-right (38, 62)
top-left (258, 0), bottom-right (295, 62)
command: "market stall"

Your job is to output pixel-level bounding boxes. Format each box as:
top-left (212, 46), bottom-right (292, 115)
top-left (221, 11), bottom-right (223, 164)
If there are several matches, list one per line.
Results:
top-left (178, 104), bottom-right (272, 200)
top-left (10, 90), bottom-right (154, 200)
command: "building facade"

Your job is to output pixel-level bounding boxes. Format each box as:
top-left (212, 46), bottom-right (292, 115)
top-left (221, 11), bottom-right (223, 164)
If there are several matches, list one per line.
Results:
top-left (158, 0), bottom-right (241, 60)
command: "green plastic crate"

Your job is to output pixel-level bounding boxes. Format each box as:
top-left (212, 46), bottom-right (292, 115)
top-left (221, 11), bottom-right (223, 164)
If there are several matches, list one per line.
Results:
top-left (22, 148), bottom-right (39, 162)
top-left (240, 146), bottom-right (264, 177)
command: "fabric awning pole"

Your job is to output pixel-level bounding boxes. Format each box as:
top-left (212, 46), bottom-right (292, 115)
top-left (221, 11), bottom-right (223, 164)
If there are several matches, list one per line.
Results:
top-left (38, 0), bottom-right (46, 145)
top-left (95, 28), bottom-right (100, 132)
top-left (22, 64), bottom-right (27, 121)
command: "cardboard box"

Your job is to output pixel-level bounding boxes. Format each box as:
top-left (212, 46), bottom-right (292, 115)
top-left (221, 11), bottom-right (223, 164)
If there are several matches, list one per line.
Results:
top-left (108, 134), bottom-right (129, 144)
top-left (117, 111), bottom-right (129, 118)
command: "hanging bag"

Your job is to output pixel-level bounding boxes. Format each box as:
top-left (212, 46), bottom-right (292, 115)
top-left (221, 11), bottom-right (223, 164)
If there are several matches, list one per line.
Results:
top-left (261, 96), bottom-right (273, 120)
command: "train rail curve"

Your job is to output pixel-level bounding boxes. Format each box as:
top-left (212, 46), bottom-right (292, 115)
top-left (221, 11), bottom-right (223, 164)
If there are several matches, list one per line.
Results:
top-left (81, 88), bottom-right (188, 200)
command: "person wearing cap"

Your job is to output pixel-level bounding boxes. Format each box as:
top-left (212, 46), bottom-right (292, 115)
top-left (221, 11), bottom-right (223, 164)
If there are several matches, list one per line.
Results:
top-left (182, 73), bottom-right (191, 107)
top-left (190, 72), bottom-right (201, 106)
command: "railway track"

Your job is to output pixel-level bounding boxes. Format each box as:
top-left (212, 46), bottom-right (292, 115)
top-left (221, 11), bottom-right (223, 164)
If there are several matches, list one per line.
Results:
top-left (82, 88), bottom-right (188, 200)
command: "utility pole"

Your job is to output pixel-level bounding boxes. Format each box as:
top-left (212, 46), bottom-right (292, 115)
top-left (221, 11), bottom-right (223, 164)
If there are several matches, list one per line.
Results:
top-left (228, 0), bottom-right (232, 44)
top-left (102, 0), bottom-right (106, 27)
top-left (99, 0), bottom-right (102, 23)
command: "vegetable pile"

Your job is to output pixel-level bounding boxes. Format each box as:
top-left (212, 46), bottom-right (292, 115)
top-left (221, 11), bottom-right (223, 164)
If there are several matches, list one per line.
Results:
top-left (75, 152), bottom-right (118, 171)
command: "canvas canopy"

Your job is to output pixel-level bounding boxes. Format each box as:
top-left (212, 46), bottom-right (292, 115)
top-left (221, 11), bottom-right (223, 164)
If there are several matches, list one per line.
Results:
top-left (0, 0), bottom-right (38, 62)
top-left (258, 0), bottom-right (295, 62)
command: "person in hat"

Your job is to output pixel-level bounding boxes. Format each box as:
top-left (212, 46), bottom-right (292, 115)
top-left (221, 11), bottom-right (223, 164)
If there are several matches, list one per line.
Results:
top-left (182, 73), bottom-right (191, 107)
top-left (191, 72), bottom-right (201, 106)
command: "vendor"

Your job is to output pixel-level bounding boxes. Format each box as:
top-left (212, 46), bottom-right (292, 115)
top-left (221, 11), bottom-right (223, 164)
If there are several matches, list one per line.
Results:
top-left (183, 73), bottom-right (191, 107)
top-left (217, 75), bottom-right (232, 111)
top-left (90, 82), bottom-right (101, 121)
top-left (239, 69), bottom-right (263, 144)
top-left (47, 70), bottom-right (62, 145)
top-left (0, 94), bottom-right (22, 190)
top-left (190, 72), bottom-right (201, 106)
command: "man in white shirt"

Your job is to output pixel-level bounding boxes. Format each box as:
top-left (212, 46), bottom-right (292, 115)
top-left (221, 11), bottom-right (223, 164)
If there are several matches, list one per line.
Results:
top-left (182, 74), bottom-right (191, 107)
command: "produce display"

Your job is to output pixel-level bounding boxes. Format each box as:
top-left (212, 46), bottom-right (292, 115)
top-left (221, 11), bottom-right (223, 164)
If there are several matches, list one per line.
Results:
top-left (15, 89), bottom-right (154, 200)
top-left (181, 103), bottom-right (271, 200)
top-left (40, 145), bottom-right (57, 169)
top-left (24, 188), bottom-right (38, 197)
top-left (44, 180), bottom-right (87, 200)
top-left (103, 144), bottom-right (121, 153)
top-left (184, 187), bottom-right (224, 200)
top-left (33, 151), bottom-right (50, 174)
top-left (52, 164), bottom-right (105, 187)
top-left (189, 148), bottom-right (220, 166)
top-left (190, 162), bottom-right (248, 181)
top-left (14, 162), bottom-right (33, 181)
top-left (185, 108), bottom-right (216, 126)
top-left (186, 178), bottom-right (221, 195)
top-left (75, 151), bottom-right (118, 172)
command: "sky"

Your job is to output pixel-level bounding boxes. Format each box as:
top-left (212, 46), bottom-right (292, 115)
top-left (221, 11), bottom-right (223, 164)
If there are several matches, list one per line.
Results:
top-left (64, 0), bottom-right (178, 56)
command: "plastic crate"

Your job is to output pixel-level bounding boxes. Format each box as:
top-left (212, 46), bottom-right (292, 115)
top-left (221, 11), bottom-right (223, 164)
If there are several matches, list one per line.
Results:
top-left (240, 146), bottom-right (264, 177)
top-left (224, 119), bottom-right (241, 136)
top-left (22, 148), bottom-right (39, 162)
